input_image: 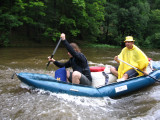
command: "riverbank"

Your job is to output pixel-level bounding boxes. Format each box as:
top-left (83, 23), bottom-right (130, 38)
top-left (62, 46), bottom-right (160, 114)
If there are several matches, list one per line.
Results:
top-left (7, 37), bottom-right (120, 48)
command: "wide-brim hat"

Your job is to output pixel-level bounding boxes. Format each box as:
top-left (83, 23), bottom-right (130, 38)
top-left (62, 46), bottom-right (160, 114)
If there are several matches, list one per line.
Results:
top-left (124, 36), bottom-right (135, 42)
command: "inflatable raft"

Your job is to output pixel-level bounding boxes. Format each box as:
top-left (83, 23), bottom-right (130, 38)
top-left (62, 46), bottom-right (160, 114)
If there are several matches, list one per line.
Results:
top-left (15, 61), bottom-right (160, 98)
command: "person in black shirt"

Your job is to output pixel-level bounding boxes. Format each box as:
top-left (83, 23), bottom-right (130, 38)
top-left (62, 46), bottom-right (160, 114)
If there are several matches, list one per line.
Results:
top-left (48, 33), bottom-right (92, 86)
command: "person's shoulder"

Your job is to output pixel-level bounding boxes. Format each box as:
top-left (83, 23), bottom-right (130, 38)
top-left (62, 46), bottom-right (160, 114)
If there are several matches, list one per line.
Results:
top-left (133, 45), bottom-right (142, 51)
top-left (133, 45), bottom-right (141, 49)
top-left (79, 52), bottom-right (86, 57)
top-left (76, 52), bottom-right (84, 57)
top-left (121, 47), bottom-right (127, 52)
top-left (75, 52), bottom-right (87, 60)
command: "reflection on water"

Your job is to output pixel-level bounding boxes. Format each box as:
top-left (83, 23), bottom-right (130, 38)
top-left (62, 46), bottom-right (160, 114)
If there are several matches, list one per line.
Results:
top-left (0, 47), bottom-right (160, 120)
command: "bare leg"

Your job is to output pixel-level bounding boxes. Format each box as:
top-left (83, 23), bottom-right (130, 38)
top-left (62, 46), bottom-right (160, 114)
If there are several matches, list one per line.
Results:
top-left (66, 71), bottom-right (70, 82)
top-left (72, 71), bottom-right (81, 84)
top-left (122, 73), bottom-right (128, 80)
top-left (117, 73), bottom-right (129, 82)
top-left (110, 67), bottom-right (118, 77)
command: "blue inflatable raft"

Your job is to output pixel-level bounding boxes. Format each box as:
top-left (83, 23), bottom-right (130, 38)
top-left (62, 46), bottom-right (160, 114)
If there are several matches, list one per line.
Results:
top-left (16, 61), bottom-right (160, 98)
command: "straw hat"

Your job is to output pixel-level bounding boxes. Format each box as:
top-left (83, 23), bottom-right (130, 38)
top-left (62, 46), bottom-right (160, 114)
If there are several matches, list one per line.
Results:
top-left (124, 36), bottom-right (135, 42)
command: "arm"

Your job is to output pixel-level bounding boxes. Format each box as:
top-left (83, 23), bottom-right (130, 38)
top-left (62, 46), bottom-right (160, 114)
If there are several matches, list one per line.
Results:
top-left (54, 60), bottom-right (71, 68)
top-left (48, 57), bottom-right (71, 68)
top-left (61, 33), bottom-right (85, 62)
top-left (114, 56), bottom-right (120, 63)
top-left (63, 40), bottom-right (78, 56)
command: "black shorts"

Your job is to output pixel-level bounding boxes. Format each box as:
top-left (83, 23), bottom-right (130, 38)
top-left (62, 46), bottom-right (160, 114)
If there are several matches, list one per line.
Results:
top-left (68, 72), bottom-right (91, 86)
top-left (125, 69), bottom-right (139, 78)
top-left (114, 66), bottom-right (139, 78)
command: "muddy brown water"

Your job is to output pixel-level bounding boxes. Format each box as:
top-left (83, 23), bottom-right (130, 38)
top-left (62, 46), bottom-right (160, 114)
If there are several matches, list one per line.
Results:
top-left (0, 47), bottom-right (160, 120)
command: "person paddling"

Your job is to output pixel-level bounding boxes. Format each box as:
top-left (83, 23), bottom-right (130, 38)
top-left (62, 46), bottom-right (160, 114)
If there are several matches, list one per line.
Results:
top-left (48, 33), bottom-right (92, 85)
top-left (110, 36), bottom-right (149, 82)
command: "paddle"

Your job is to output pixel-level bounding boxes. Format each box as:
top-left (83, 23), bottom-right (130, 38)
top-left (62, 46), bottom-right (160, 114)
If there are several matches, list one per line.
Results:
top-left (118, 58), bottom-right (160, 82)
top-left (46, 38), bottom-right (62, 69)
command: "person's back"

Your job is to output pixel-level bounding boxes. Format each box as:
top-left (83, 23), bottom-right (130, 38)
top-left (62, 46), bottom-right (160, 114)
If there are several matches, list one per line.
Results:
top-left (49, 33), bottom-right (92, 85)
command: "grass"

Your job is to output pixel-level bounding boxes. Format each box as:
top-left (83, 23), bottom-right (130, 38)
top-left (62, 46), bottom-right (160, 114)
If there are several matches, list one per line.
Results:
top-left (83, 43), bottom-right (120, 48)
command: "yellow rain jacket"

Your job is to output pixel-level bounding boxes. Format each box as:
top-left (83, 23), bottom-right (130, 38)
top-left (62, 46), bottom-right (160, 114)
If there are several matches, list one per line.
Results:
top-left (118, 45), bottom-right (149, 79)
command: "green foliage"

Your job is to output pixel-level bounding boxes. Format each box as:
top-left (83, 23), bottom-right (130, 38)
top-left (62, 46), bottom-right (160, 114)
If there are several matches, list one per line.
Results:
top-left (102, 2), bottom-right (119, 45)
top-left (0, 0), bottom-right (46, 46)
top-left (0, 13), bottom-right (23, 46)
top-left (145, 33), bottom-right (160, 48)
top-left (85, 43), bottom-right (120, 48)
top-left (80, 0), bottom-right (105, 41)
top-left (101, 0), bottom-right (151, 47)
top-left (152, 33), bottom-right (160, 48)
top-left (72, 0), bottom-right (86, 8)
top-left (144, 9), bottom-right (160, 48)
top-left (43, 28), bottom-right (60, 41)
top-left (0, 0), bottom-right (160, 48)
top-left (149, 9), bottom-right (160, 30)
top-left (0, 13), bottom-right (22, 29)
top-left (70, 29), bottom-right (80, 37)
top-left (117, 1), bottom-right (150, 37)
top-left (0, 32), bottom-right (9, 47)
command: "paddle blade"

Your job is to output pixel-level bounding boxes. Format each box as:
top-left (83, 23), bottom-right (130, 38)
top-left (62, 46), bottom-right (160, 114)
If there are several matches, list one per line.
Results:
top-left (46, 61), bottom-right (51, 69)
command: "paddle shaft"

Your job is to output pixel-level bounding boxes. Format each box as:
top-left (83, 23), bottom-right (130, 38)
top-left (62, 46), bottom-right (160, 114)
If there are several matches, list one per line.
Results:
top-left (118, 58), bottom-right (160, 82)
top-left (46, 38), bottom-right (62, 69)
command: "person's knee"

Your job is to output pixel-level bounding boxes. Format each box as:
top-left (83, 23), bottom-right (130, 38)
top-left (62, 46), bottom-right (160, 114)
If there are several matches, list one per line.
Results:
top-left (110, 66), bottom-right (118, 77)
top-left (123, 73), bottom-right (129, 79)
top-left (110, 67), bottom-right (116, 73)
top-left (72, 71), bottom-right (81, 78)
top-left (72, 71), bottom-right (81, 84)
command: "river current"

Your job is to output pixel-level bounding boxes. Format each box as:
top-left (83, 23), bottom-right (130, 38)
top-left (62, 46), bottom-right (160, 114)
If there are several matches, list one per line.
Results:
top-left (0, 47), bottom-right (160, 120)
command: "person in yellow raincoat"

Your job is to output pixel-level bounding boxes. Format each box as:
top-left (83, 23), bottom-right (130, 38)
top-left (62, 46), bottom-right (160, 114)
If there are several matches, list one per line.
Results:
top-left (110, 36), bottom-right (149, 82)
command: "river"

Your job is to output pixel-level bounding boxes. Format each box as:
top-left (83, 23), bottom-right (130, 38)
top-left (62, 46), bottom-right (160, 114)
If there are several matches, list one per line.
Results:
top-left (0, 47), bottom-right (160, 120)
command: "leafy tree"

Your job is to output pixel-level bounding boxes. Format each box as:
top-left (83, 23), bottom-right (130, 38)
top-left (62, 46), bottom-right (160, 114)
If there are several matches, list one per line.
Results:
top-left (83, 0), bottom-right (106, 41)
top-left (57, 0), bottom-right (106, 42)
top-left (1, 0), bottom-right (160, 48)
top-left (145, 9), bottom-right (160, 48)
top-left (0, 0), bottom-right (46, 46)
top-left (116, 0), bottom-right (150, 46)
top-left (43, 0), bottom-right (106, 42)
top-left (0, 0), bottom-right (24, 46)
top-left (103, 1), bottom-right (119, 45)
top-left (148, 0), bottom-right (160, 9)
top-left (17, 0), bottom-right (46, 42)
top-left (0, 13), bottom-right (22, 46)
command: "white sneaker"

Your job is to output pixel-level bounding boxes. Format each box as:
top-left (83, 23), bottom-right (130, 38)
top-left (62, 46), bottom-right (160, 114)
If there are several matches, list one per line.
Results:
top-left (117, 78), bottom-right (125, 82)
